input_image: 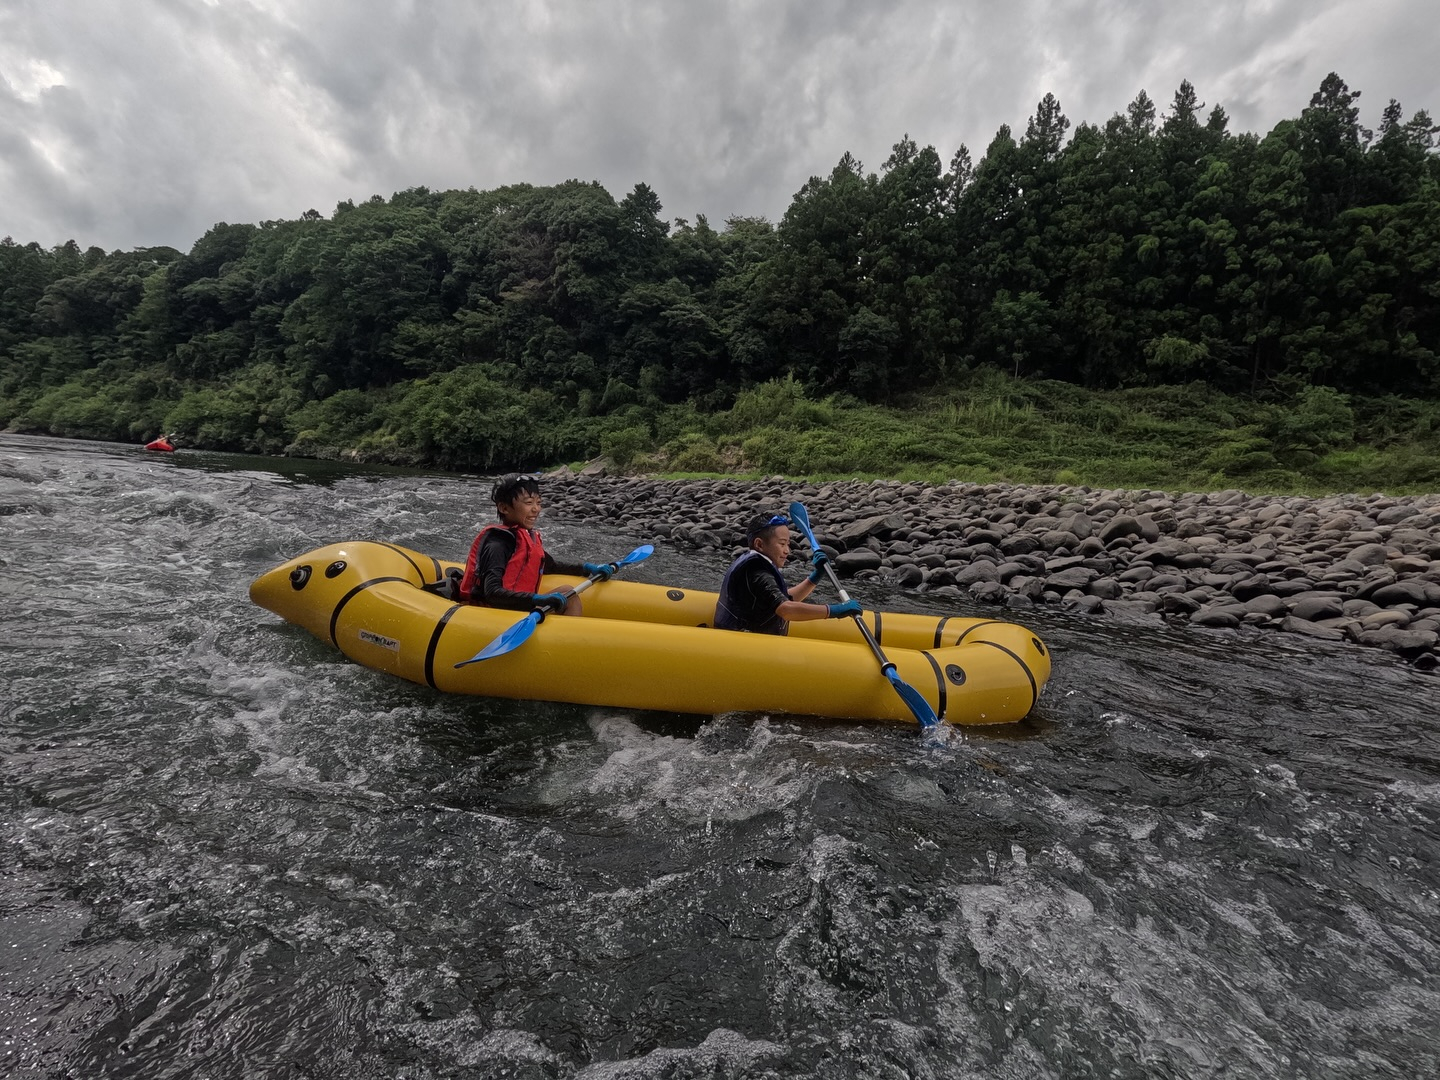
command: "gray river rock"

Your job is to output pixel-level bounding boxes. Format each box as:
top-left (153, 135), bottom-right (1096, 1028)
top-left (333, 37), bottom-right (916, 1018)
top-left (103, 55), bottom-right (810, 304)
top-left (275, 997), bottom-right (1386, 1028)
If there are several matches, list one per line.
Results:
top-left (544, 470), bottom-right (1440, 670)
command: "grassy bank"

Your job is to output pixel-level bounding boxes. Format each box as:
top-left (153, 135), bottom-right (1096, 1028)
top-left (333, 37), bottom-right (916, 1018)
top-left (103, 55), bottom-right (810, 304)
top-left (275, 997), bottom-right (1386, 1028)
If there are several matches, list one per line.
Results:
top-left (619, 371), bottom-right (1440, 496)
top-left (7, 366), bottom-right (1439, 496)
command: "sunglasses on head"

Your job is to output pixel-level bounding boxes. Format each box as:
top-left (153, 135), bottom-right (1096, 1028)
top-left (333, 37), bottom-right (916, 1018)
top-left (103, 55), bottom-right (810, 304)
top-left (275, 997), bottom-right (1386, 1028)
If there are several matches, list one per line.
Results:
top-left (764, 514), bottom-right (790, 527)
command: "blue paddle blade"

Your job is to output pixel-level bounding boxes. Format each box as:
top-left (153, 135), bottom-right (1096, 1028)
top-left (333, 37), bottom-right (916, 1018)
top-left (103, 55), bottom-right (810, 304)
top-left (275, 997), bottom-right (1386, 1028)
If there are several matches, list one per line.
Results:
top-left (787, 502), bottom-right (816, 548)
top-left (453, 611), bottom-right (540, 667)
top-left (619, 544), bottom-right (654, 565)
top-left (885, 668), bottom-right (941, 727)
top-left (453, 544), bottom-right (651, 669)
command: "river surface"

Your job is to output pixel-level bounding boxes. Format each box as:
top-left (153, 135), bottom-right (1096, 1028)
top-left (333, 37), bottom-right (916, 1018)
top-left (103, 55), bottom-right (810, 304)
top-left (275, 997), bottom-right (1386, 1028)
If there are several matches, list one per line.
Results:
top-left (2, 433), bottom-right (1437, 1079)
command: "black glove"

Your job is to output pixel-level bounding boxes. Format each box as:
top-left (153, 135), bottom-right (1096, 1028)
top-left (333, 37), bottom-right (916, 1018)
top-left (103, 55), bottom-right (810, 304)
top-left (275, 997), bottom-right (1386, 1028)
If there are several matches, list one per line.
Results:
top-left (534, 592), bottom-right (568, 617)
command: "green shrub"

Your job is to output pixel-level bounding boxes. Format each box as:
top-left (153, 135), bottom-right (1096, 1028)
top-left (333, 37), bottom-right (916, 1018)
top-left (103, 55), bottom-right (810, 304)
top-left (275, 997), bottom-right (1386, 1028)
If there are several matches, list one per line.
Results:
top-left (664, 433), bottom-right (723, 473)
top-left (601, 425), bottom-right (652, 469)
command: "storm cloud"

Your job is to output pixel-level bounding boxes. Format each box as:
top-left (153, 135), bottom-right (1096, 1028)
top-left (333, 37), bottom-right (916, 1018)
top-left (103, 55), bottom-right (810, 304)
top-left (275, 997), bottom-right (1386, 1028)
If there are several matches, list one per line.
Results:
top-left (2, 0), bottom-right (1433, 252)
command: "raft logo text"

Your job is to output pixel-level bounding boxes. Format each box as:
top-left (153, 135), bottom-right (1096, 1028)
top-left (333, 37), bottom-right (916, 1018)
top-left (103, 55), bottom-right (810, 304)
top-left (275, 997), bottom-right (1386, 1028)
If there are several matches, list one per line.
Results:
top-left (358, 629), bottom-right (401, 652)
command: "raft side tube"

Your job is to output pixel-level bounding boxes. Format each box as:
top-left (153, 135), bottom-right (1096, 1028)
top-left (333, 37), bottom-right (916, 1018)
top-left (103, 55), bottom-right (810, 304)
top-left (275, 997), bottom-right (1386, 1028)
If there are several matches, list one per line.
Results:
top-left (374, 543), bottom-right (1036, 655)
top-left (249, 541), bottom-right (1051, 725)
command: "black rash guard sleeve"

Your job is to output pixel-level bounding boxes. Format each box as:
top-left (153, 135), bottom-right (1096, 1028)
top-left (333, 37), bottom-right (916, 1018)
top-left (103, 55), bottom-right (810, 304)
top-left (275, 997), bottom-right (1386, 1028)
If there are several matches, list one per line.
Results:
top-left (542, 551), bottom-right (589, 578)
top-left (475, 531), bottom-right (590, 611)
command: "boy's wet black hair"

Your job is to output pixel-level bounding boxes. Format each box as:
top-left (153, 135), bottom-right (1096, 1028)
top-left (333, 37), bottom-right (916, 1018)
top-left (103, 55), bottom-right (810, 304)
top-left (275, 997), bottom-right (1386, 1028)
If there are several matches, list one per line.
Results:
top-left (745, 512), bottom-right (791, 544)
top-left (491, 473), bottom-right (541, 506)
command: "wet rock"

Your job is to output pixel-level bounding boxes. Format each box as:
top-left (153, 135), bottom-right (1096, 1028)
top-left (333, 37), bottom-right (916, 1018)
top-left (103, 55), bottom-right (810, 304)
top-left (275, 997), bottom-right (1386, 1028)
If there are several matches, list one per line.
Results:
top-left (1230, 576), bottom-right (1276, 601)
top-left (969, 580), bottom-right (1010, 604)
top-left (1098, 515), bottom-right (1144, 543)
top-left (953, 561), bottom-right (1002, 587)
top-left (834, 549), bottom-right (884, 574)
top-left (1357, 626), bottom-right (1439, 655)
top-left (1281, 617), bottom-right (1347, 640)
top-left (1086, 578), bottom-right (1124, 600)
top-left (1376, 505), bottom-right (1421, 525)
top-left (545, 473), bottom-right (1440, 667)
top-left (1193, 604), bottom-right (1246, 628)
top-left (1360, 609), bottom-right (1411, 630)
top-left (1243, 595), bottom-right (1289, 618)
top-left (892, 564), bottom-right (926, 587)
top-left (1161, 593), bottom-right (1203, 615)
top-left (1369, 581), bottom-right (1440, 607)
top-left (1047, 566), bottom-right (1100, 591)
top-left (1102, 599), bottom-right (1164, 623)
top-left (1290, 595), bottom-right (1346, 621)
top-left (1348, 542), bottom-right (1391, 566)
top-left (835, 513), bottom-right (907, 549)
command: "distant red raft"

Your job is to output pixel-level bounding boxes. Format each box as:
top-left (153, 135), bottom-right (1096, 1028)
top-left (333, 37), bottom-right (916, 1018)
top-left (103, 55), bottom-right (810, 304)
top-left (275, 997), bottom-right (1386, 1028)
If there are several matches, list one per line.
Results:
top-left (144, 436), bottom-right (175, 452)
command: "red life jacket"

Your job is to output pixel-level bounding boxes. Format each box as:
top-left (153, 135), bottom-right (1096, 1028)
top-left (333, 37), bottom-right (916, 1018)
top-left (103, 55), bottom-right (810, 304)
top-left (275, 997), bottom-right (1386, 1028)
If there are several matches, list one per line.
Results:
top-left (458, 524), bottom-right (546, 603)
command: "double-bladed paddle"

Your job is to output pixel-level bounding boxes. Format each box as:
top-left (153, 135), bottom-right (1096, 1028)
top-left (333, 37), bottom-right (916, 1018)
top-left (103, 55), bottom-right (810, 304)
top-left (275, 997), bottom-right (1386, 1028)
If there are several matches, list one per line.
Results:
top-left (454, 544), bottom-right (654, 667)
top-left (788, 502), bottom-right (941, 728)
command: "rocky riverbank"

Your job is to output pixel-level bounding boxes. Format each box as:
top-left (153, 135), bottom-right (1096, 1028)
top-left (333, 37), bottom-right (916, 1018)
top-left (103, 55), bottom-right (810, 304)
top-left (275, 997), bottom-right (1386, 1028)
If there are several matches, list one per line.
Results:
top-left (541, 470), bottom-right (1440, 671)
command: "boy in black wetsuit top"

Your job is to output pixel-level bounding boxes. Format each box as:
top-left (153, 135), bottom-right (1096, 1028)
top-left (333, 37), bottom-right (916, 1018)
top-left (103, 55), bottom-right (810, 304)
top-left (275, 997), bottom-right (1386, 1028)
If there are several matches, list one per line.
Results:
top-left (714, 512), bottom-right (860, 634)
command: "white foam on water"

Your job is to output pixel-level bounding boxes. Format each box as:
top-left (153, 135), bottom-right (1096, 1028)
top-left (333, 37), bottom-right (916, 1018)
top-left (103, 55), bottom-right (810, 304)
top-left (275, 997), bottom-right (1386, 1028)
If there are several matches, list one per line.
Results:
top-left (1387, 779), bottom-right (1440, 806)
top-left (930, 870), bottom-right (1296, 1075)
top-left (197, 651), bottom-right (405, 803)
top-left (399, 1021), bottom-right (562, 1070)
top-left (1124, 814), bottom-right (1159, 840)
top-left (523, 711), bottom-right (813, 827)
top-left (571, 1027), bottom-right (784, 1079)
top-left (873, 770), bottom-right (947, 808)
top-left (1203, 895), bottom-right (1265, 938)
top-left (1035, 790), bottom-right (1109, 831)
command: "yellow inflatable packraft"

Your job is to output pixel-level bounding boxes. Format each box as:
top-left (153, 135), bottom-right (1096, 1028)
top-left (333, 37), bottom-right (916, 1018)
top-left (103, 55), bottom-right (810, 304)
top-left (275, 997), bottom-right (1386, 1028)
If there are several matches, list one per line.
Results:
top-left (249, 541), bottom-right (1052, 726)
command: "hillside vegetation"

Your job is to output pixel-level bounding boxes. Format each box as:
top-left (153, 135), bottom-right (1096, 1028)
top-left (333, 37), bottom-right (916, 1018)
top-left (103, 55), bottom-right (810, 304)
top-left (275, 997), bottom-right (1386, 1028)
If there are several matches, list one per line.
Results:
top-left (3, 73), bottom-right (1437, 493)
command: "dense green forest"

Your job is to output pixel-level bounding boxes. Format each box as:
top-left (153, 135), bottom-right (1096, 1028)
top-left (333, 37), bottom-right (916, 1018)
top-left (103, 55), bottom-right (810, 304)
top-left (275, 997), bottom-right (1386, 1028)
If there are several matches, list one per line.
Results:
top-left (3, 74), bottom-right (1438, 492)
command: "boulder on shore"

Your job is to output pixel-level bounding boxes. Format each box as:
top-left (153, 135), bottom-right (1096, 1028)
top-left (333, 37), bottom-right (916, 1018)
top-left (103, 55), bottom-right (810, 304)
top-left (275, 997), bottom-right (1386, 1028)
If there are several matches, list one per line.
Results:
top-left (536, 473), bottom-right (1440, 670)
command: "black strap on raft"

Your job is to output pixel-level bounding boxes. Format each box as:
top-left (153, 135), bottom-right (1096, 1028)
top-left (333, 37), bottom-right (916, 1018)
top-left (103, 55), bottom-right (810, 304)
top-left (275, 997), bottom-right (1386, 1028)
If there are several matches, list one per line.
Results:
top-left (420, 567), bottom-right (463, 601)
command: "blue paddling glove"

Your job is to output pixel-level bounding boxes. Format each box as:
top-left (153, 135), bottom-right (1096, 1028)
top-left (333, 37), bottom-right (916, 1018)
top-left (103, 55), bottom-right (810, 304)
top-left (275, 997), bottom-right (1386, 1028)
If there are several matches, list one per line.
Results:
top-left (534, 592), bottom-right (568, 617)
top-left (583, 561), bottom-right (618, 581)
top-left (826, 598), bottom-right (862, 619)
top-left (807, 550), bottom-right (830, 584)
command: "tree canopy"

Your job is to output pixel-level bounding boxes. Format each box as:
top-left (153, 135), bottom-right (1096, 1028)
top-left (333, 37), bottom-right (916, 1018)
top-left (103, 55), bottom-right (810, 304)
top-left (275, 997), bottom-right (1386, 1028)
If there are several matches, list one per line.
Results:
top-left (2, 72), bottom-right (1437, 466)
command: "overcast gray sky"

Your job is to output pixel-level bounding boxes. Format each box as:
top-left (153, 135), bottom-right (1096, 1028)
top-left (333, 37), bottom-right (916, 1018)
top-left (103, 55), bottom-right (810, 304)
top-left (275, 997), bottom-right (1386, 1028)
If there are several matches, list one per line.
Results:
top-left (2, 0), bottom-right (1433, 253)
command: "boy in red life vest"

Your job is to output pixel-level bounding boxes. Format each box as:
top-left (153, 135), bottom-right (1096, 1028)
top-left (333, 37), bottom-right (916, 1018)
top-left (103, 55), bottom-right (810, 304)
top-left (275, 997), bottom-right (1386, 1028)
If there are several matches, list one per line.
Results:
top-left (714, 512), bottom-right (861, 634)
top-left (458, 474), bottom-right (615, 617)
